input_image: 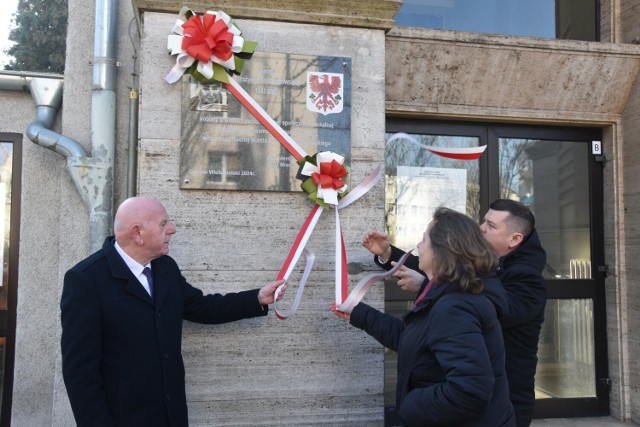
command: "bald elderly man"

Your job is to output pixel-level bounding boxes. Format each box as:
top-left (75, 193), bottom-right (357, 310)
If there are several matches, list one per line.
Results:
top-left (61, 196), bottom-right (285, 427)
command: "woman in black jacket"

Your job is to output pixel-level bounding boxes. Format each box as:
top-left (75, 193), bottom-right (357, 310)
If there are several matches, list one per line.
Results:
top-left (332, 207), bottom-right (515, 426)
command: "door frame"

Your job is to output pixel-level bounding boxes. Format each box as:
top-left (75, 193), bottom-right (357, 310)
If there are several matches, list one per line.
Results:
top-left (385, 119), bottom-right (609, 420)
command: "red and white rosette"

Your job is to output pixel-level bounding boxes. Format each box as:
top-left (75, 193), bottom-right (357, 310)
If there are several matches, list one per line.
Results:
top-left (300, 152), bottom-right (349, 206)
top-left (165, 7), bottom-right (257, 85)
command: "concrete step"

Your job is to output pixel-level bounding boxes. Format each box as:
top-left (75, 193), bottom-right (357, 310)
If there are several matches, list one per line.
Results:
top-left (532, 417), bottom-right (635, 426)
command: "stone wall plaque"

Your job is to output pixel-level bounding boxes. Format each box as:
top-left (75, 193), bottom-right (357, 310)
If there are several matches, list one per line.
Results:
top-left (180, 51), bottom-right (352, 191)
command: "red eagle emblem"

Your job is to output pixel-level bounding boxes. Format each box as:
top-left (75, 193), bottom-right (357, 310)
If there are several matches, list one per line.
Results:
top-left (307, 72), bottom-right (343, 115)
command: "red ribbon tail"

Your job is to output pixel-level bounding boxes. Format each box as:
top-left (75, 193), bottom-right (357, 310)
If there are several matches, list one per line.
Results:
top-left (340, 230), bottom-right (348, 302)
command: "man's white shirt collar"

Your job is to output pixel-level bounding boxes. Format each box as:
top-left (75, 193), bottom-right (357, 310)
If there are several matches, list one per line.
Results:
top-left (114, 241), bottom-right (152, 295)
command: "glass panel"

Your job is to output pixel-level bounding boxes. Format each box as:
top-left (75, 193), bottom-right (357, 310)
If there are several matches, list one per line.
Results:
top-left (536, 299), bottom-right (596, 398)
top-left (385, 133), bottom-right (481, 250)
top-left (556, 0), bottom-right (597, 41)
top-left (394, 0), bottom-right (597, 42)
top-left (0, 141), bottom-right (12, 415)
top-left (498, 138), bottom-right (590, 280)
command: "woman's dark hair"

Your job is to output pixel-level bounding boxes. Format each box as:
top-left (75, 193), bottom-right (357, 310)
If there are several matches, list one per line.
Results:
top-left (429, 207), bottom-right (498, 293)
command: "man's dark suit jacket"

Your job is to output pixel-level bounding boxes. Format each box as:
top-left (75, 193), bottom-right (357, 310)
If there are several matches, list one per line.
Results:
top-left (61, 237), bottom-right (267, 427)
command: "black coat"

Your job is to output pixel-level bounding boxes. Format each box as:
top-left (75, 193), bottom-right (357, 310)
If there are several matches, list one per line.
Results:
top-left (350, 275), bottom-right (515, 427)
top-left (61, 237), bottom-right (268, 427)
top-left (497, 229), bottom-right (547, 427)
top-left (377, 230), bottom-right (547, 427)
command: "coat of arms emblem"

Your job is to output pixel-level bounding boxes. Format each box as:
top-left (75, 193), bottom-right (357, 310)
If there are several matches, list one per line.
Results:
top-left (306, 72), bottom-right (343, 115)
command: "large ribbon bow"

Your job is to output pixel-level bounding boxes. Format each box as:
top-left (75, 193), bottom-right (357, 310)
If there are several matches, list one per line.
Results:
top-left (165, 7), bottom-right (257, 84)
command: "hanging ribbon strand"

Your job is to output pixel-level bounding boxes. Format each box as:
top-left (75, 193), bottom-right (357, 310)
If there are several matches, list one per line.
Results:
top-left (386, 132), bottom-right (487, 160)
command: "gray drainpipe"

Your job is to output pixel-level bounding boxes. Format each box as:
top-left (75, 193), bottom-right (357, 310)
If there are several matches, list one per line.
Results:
top-left (85, 0), bottom-right (117, 252)
top-left (0, 0), bottom-right (117, 253)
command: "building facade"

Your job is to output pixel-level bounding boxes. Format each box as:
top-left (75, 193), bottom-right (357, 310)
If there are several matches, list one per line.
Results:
top-left (0, 0), bottom-right (639, 425)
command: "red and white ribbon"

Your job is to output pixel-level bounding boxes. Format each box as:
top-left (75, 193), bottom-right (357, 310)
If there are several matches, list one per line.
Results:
top-left (223, 77), bottom-right (484, 318)
top-left (338, 250), bottom-right (415, 313)
top-left (386, 132), bottom-right (487, 160)
top-left (277, 205), bottom-right (323, 281)
top-left (221, 76), bottom-right (385, 316)
top-left (337, 164), bottom-right (382, 210)
top-left (273, 164), bottom-right (383, 318)
top-left (224, 77), bottom-right (307, 161)
top-left (164, 11), bottom-right (487, 319)
top-left (332, 163), bottom-right (383, 304)
top-left (272, 205), bottom-right (322, 319)
top-left (274, 247), bottom-right (315, 320)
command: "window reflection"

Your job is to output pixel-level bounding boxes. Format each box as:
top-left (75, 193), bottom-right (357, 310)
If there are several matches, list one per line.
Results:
top-left (498, 138), bottom-right (591, 279)
top-left (0, 142), bottom-right (12, 417)
top-left (394, 0), bottom-right (597, 41)
top-left (385, 133), bottom-right (480, 249)
top-left (0, 142), bottom-right (11, 297)
top-left (536, 299), bottom-right (596, 398)
top-left (498, 137), bottom-right (597, 399)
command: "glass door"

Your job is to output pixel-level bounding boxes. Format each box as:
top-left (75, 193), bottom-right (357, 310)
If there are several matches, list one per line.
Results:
top-left (491, 126), bottom-right (608, 418)
top-left (383, 120), bottom-right (607, 425)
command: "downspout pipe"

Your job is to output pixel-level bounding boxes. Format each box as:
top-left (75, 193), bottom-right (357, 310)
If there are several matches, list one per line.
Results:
top-left (86, 0), bottom-right (118, 253)
top-left (25, 78), bottom-right (87, 158)
top-left (127, 88), bottom-right (138, 197)
top-left (0, 0), bottom-right (118, 254)
top-left (25, 75), bottom-right (112, 254)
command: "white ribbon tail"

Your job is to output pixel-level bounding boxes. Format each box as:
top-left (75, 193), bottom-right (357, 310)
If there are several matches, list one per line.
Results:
top-left (338, 164), bottom-right (383, 210)
top-left (338, 249), bottom-right (414, 313)
top-left (165, 64), bottom-right (188, 84)
top-left (274, 248), bottom-right (316, 320)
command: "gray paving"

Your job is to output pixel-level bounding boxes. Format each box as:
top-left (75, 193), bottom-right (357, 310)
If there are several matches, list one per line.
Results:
top-left (532, 417), bottom-right (635, 426)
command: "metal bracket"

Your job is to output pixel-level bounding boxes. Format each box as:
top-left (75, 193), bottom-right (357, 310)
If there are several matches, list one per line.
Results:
top-left (599, 377), bottom-right (612, 389)
top-left (597, 265), bottom-right (609, 278)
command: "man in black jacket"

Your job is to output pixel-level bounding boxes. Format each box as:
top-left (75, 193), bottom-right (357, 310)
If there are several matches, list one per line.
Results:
top-left (61, 196), bottom-right (285, 426)
top-left (364, 199), bottom-right (546, 427)
top-left (479, 199), bottom-right (547, 427)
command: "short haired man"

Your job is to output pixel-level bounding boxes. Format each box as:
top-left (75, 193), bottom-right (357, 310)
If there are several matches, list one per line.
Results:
top-left (479, 199), bottom-right (547, 427)
top-left (363, 199), bottom-right (546, 427)
top-left (61, 196), bottom-right (286, 426)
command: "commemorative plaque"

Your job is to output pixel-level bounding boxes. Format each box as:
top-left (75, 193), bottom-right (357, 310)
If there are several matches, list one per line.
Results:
top-left (179, 51), bottom-right (352, 191)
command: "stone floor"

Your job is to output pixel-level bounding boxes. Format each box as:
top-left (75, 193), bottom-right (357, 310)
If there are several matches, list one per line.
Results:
top-left (532, 417), bottom-right (635, 426)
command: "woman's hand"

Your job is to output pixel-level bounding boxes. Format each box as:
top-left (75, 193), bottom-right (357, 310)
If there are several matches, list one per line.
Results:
top-left (362, 230), bottom-right (392, 262)
top-left (392, 263), bottom-right (425, 293)
top-left (330, 301), bottom-right (351, 321)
